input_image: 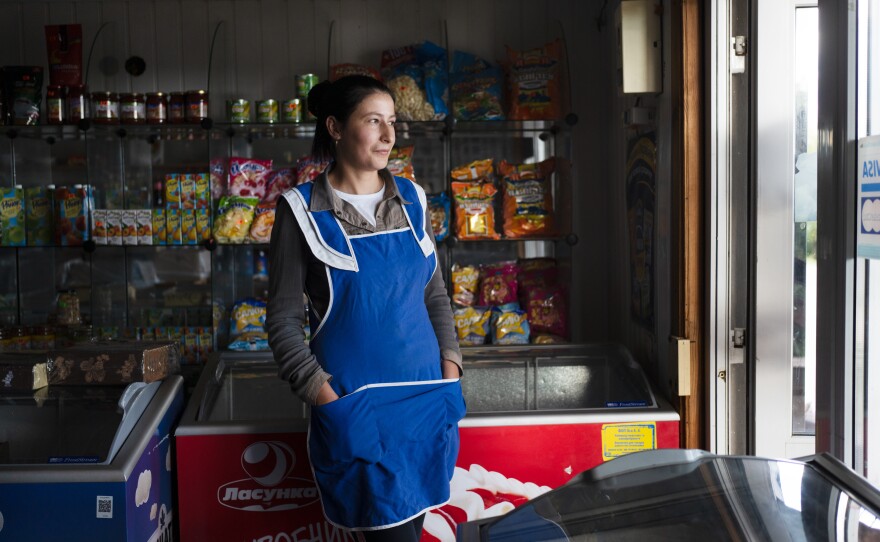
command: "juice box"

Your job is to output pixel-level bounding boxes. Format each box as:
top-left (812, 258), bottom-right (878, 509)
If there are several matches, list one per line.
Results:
top-left (196, 208), bottom-right (212, 240)
top-left (1, 186), bottom-right (26, 247)
top-left (136, 209), bottom-right (153, 245)
top-left (180, 174), bottom-right (196, 209)
top-left (24, 186), bottom-right (52, 246)
top-left (183, 326), bottom-right (200, 364)
top-left (54, 185), bottom-right (89, 246)
top-left (121, 209), bottom-right (138, 245)
top-left (169, 326), bottom-right (184, 353)
top-left (198, 326), bottom-right (214, 361)
top-left (92, 209), bottom-right (108, 245)
top-left (164, 174), bottom-right (181, 209)
top-left (154, 326), bottom-right (170, 341)
top-left (106, 209), bottom-right (123, 245)
top-left (152, 208), bottom-right (166, 245)
top-left (166, 208), bottom-right (182, 245)
top-left (181, 208), bottom-right (197, 245)
top-left (194, 172), bottom-right (210, 209)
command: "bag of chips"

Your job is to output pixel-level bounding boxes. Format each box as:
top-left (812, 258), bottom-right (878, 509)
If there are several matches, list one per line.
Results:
top-left (451, 50), bottom-right (505, 121)
top-left (263, 168), bottom-right (296, 203)
top-left (451, 181), bottom-right (500, 240)
top-left (525, 285), bottom-right (568, 339)
top-left (249, 202), bottom-right (275, 243)
top-left (506, 40), bottom-right (563, 120)
top-left (451, 264), bottom-right (480, 306)
top-left (210, 158), bottom-right (226, 199)
top-left (428, 192), bottom-right (450, 242)
top-left (295, 155), bottom-right (330, 185)
top-left (228, 157), bottom-right (272, 199)
top-left (228, 331), bottom-right (269, 351)
top-left (491, 305), bottom-right (530, 345)
top-left (381, 41), bottom-right (448, 121)
top-left (518, 257), bottom-right (559, 292)
top-left (229, 298), bottom-right (267, 336)
top-left (387, 146), bottom-right (416, 182)
top-left (499, 158), bottom-right (555, 237)
top-left (213, 195), bottom-right (258, 243)
top-left (478, 261), bottom-right (519, 306)
top-left (453, 306), bottom-right (491, 346)
top-left (451, 158), bottom-right (495, 181)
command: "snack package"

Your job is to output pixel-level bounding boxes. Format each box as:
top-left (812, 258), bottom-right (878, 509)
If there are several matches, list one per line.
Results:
top-left (451, 264), bottom-right (480, 306)
top-left (1, 66), bottom-right (43, 125)
top-left (450, 158), bottom-right (495, 181)
top-left (453, 306), bottom-right (491, 346)
top-left (387, 146), bottom-right (416, 182)
top-left (525, 285), bottom-right (568, 339)
top-left (228, 331), bottom-right (269, 351)
top-left (210, 158), bottom-right (226, 200)
top-left (213, 195), bottom-right (258, 243)
top-left (228, 157), bottom-right (272, 199)
top-left (451, 50), bottom-right (505, 121)
top-left (506, 40), bottom-right (563, 120)
top-left (478, 261), bottom-right (519, 306)
top-left (491, 305), bottom-right (530, 345)
top-left (263, 168), bottom-right (296, 203)
top-left (45, 24), bottom-right (83, 86)
top-left (249, 202), bottom-right (275, 243)
top-left (381, 41), bottom-right (448, 121)
top-left (427, 192), bottom-right (450, 242)
top-left (498, 158), bottom-right (555, 237)
top-left (229, 298), bottom-right (267, 337)
top-left (330, 63), bottom-right (382, 81)
top-left (295, 155), bottom-right (330, 185)
top-left (517, 257), bottom-right (559, 292)
top-left (451, 180), bottom-right (500, 240)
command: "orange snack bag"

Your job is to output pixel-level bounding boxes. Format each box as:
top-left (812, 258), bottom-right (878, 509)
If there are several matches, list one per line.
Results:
top-left (451, 180), bottom-right (500, 240)
top-left (506, 40), bottom-right (563, 120)
top-left (498, 158), bottom-right (555, 237)
top-left (387, 146), bottom-right (416, 182)
top-left (450, 158), bottom-right (494, 181)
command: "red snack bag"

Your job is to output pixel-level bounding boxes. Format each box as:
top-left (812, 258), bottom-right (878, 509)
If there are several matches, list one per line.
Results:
top-left (498, 158), bottom-right (555, 238)
top-left (478, 261), bottom-right (519, 306)
top-left (506, 40), bottom-right (563, 120)
top-left (451, 180), bottom-right (500, 240)
top-left (525, 285), bottom-right (568, 339)
top-left (518, 257), bottom-right (558, 292)
top-left (263, 168), bottom-right (296, 203)
top-left (295, 155), bottom-right (330, 185)
top-left (387, 146), bottom-right (416, 182)
top-left (228, 157), bottom-right (272, 199)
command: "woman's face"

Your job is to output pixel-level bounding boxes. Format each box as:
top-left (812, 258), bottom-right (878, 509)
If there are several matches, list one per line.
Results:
top-left (333, 91), bottom-right (396, 173)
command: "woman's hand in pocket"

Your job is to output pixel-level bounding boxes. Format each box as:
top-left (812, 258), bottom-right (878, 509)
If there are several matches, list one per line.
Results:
top-left (442, 359), bottom-right (461, 379)
top-left (314, 381), bottom-right (340, 405)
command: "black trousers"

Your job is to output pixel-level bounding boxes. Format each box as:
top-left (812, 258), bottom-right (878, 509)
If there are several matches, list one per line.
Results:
top-left (356, 514), bottom-right (426, 542)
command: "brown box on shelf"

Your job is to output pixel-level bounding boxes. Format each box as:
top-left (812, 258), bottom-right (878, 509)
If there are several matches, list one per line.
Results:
top-left (0, 353), bottom-right (49, 392)
top-left (47, 341), bottom-right (181, 386)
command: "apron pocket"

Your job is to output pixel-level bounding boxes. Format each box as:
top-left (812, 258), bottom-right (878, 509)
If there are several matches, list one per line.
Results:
top-left (309, 390), bottom-right (385, 472)
top-left (444, 379), bottom-right (467, 427)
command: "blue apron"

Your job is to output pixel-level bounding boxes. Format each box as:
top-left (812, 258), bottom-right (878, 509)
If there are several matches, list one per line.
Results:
top-left (282, 177), bottom-right (467, 531)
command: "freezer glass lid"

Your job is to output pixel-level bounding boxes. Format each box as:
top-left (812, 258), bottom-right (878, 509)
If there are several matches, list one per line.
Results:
top-left (0, 387), bottom-right (125, 465)
top-left (198, 358), bottom-right (306, 422)
top-left (468, 450), bottom-right (880, 541)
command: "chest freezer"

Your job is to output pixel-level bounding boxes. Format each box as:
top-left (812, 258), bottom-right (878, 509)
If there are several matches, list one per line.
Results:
top-left (174, 344), bottom-right (678, 542)
top-left (0, 375), bottom-right (184, 542)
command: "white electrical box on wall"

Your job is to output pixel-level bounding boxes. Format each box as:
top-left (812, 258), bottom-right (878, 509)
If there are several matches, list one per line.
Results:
top-left (616, 0), bottom-right (662, 94)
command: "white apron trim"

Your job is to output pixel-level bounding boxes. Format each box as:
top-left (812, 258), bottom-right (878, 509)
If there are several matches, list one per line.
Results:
top-left (282, 189), bottom-right (359, 272)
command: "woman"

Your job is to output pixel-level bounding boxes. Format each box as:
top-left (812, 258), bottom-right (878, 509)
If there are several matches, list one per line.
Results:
top-left (266, 75), bottom-right (465, 542)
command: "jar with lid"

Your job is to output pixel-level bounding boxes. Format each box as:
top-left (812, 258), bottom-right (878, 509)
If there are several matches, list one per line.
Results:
top-left (120, 92), bottom-right (146, 124)
top-left (46, 85), bottom-right (65, 125)
top-left (146, 92), bottom-right (168, 124)
top-left (66, 84), bottom-right (88, 124)
top-left (185, 90), bottom-right (209, 123)
top-left (91, 91), bottom-right (120, 124)
top-left (169, 92), bottom-right (186, 124)
top-left (55, 290), bottom-right (82, 326)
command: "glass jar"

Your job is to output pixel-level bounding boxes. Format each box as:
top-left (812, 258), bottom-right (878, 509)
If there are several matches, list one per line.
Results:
top-left (66, 84), bottom-right (88, 124)
top-left (91, 91), bottom-right (119, 124)
top-left (120, 92), bottom-right (146, 124)
top-left (56, 290), bottom-right (82, 326)
top-left (185, 90), bottom-right (209, 123)
top-left (29, 326), bottom-right (55, 350)
top-left (46, 85), bottom-right (65, 125)
top-left (169, 92), bottom-right (186, 124)
top-left (146, 92), bottom-right (168, 124)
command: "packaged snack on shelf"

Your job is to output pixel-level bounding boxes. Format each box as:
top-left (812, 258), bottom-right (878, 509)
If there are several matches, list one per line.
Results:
top-left (381, 41), bottom-right (448, 121)
top-left (46, 341), bottom-right (180, 385)
top-left (499, 158), bottom-right (555, 237)
top-left (506, 40), bottom-right (563, 120)
top-left (427, 192), bottom-right (450, 242)
top-left (213, 195), bottom-right (258, 243)
top-left (106, 209), bottom-right (122, 245)
top-left (152, 208), bottom-right (166, 244)
top-left (180, 173), bottom-right (196, 209)
top-left (295, 155), bottom-right (330, 185)
top-left (44, 24), bottom-right (82, 86)
top-left (136, 209), bottom-right (153, 245)
top-left (451, 50), bottom-right (505, 121)
top-left (263, 168), bottom-right (295, 203)
top-left (1, 66), bottom-right (43, 125)
top-left (490, 305), bottom-right (530, 345)
top-left (210, 158), bottom-right (226, 200)
top-left (387, 146), bottom-right (416, 182)
top-left (91, 209), bottom-right (107, 245)
top-left (453, 306), bottom-right (491, 346)
top-left (121, 209), bottom-right (138, 245)
top-left (24, 186), bottom-right (52, 246)
top-left (166, 208), bottom-right (182, 245)
top-left (451, 264), bottom-right (480, 306)
top-left (228, 331), bottom-right (269, 351)
top-left (525, 285), bottom-right (569, 339)
top-left (478, 261), bottom-right (519, 306)
top-left (517, 257), bottom-right (559, 291)
top-left (451, 180), bottom-right (500, 240)
top-left (330, 63), bottom-right (382, 81)
top-left (164, 174), bottom-right (181, 208)
top-left (195, 208), bottom-right (211, 240)
top-left (181, 208), bottom-right (197, 244)
top-left (532, 334), bottom-right (567, 345)
top-left (249, 202), bottom-right (275, 243)
top-left (229, 298), bottom-right (267, 337)
top-left (53, 185), bottom-right (90, 246)
top-left (194, 172), bottom-right (210, 208)
top-left (228, 157), bottom-right (272, 199)
top-left (450, 158), bottom-right (495, 181)
top-left (0, 185), bottom-right (25, 247)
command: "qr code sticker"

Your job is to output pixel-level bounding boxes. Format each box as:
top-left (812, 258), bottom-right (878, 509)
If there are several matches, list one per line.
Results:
top-left (96, 496), bottom-right (113, 518)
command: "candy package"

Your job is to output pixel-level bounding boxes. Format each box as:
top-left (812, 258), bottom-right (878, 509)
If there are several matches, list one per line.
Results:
top-left (387, 146), bottom-right (416, 182)
top-left (249, 202), bottom-right (275, 243)
top-left (210, 158), bottom-right (226, 199)
top-left (451, 51), bottom-right (505, 121)
top-left (381, 41), bottom-right (448, 121)
top-left (525, 285), bottom-right (568, 339)
top-left (427, 192), bottom-right (450, 242)
top-left (518, 257), bottom-right (559, 292)
top-left (506, 40), bottom-right (563, 120)
top-left (451, 264), bottom-right (480, 306)
top-left (491, 305), bottom-right (530, 345)
top-left (229, 298), bottom-right (267, 337)
top-left (228, 157), bottom-right (272, 199)
top-left (478, 261), bottom-right (519, 306)
top-left (499, 158), bottom-right (555, 237)
top-left (453, 306), bottom-right (491, 346)
top-left (213, 195), bottom-right (258, 243)
top-left (295, 155), bottom-right (330, 185)
top-left (263, 168), bottom-right (296, 203)
top-left (451, 181), bottom-right (500, 240)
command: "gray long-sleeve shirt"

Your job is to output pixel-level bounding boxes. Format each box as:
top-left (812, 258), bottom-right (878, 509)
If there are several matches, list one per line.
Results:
top-left (266, 168), bottom-right (462, 404)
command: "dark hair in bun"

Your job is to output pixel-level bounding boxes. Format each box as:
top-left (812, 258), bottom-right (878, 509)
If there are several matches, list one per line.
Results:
top-left (309, 75), bottom-right (394, 161)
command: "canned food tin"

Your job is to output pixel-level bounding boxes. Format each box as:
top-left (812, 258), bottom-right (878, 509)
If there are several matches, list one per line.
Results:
top-left (256, 99), bottom-right (278, 123)
top-left (185, 90), bottom-right (209, 122)
top-left (296, 74), bottom-right (320, 99)
top-left (169, 92), bottom-right (186, 123)
top-left (282, 98), bottom-right (302, 123)
top-left (227, 99), bottom-right (251, 123)
top-left (146, 92), bottom-right (168, 124)
top-left (91, 91), bottom-right (119, 124)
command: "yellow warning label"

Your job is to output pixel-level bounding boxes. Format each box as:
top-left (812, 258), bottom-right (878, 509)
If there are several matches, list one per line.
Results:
top-left (601, 422), bottom-right (657, 461)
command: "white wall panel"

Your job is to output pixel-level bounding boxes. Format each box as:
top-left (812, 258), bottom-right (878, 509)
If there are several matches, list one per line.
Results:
top-left (260, 0), bottom-right (290, 98)
top-left (20, 3), bottom-right (48, 67)
top-left (152, 1), bottom-right (182, 91)
top-left (207, 0), bottom-right (235, 116)
top-left (99, 1), bottom-right (129, 91)
top-left (75, 2), bottom-right (104, 88)
top-left (0, 4), bottom-right (23, 66)
top-left (127, 1), bottom-right (157, 93)
top-left (180, 1), bottom-right (209, 91)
